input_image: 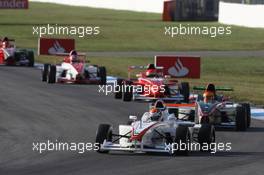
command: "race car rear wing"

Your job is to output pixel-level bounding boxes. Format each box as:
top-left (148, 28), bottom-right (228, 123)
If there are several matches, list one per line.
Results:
top-left (148, 102), bottom-right (196, 118)
top-left (128, 65), bottom-right (163, 70)
top-left (55, 52), bottom-right (86, 57)
top-left (55, 52), bottom-right (88, 63)
top-left (193, 86), bottom-right (234, 91)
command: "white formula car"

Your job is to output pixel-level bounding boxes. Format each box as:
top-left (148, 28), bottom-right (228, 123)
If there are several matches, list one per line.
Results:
top-left (95, 101), bottom-right (215, 155)
top-left (42, 53), bottom-right (106, 85)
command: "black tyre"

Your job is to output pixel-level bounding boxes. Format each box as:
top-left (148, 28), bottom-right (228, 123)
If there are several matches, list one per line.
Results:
top-left (179, 82), bottom-right (190, 103)
top-left (236, 105), bottom-right (247, 131)
top-left (48, 65), bottom-right (56, 84)
top-left (99, 66), bottom-right (107, 85)
top-left (198, 124), bottom-right (215, 152)
top-left (127, 120), bottom-right (133, 125)
top-left (27, 51), bottom-right (35, 67)
top-left (14, 51), bottom-right (23, 62)
top-left (164, 85), bottom-right (171, 96)
top-left (242, 103), bottom-right (251, 128)
top-left (123, 81), bottom-right (133, 102)
top-left (114, 79), bottom-right (123, 99)
top-left (42, 64), bottom-right (50, 82)
top-left (189, 110), bottom-right (195, 122)
top-left (174, 125), bottom-right (189, 156)
top-left (95, 124), bottom-right (112, 153)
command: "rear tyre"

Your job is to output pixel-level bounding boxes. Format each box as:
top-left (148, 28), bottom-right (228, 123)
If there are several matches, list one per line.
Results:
top-left (236, 105), bottom-right (247, 131)
top-left (14, 51), bottom-right (22, 62)
top-left (48, 65), bottom-right (56, 84)
top-left (114, 79), bottom-right (123, 99)
top-left (164, 85), bottom-right (171, 96)
top-left (27, 51), bottom-right (35, 67)
top-left (99, 66), bottom-right (106, 85)
top-left (242, 103), bottom-right (251, 128)
top-left (179, 82), bottom-right (190, 103)
top-left (95, 124), bottom-right (113, 153)
top-left (42, 64), bottom-right (50, 82)
top-left (198, 124), bottom-right (215, 152)
top-left (174, 125), bottom-right (189, 156)
top-left (123, 81), bottom-right (133, 102)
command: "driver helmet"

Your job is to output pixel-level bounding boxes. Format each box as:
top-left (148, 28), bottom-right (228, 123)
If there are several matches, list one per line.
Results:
top-left (69, 50), bottom-right (78, 62)
top-left (146, 67), bottom-right (157, 78)
top-left (203, 91), bottom-right (214, 103)
top-left (154, 100), bottom-right (166, 112)
top-left (2, 37), bottom-right (9, 48)
top-left (149, 107), bottom-right (161, 121)
top-left (149, 108), bottom-right (158, 114)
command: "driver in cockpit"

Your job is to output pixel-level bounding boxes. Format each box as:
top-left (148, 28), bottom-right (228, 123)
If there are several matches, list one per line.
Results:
top-left (142, 100), bottom-right (172, 122)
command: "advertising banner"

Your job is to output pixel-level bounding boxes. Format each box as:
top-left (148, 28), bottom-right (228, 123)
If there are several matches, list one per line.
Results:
top-left (38, 38), bottom-right (75, 55)
top-left (155, 56), bottom-right (201, 78)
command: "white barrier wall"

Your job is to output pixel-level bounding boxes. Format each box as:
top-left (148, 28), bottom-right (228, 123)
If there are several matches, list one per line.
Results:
top-left (30, 0), bottom-right (165, 13)
top-left (219, 1), bottom-right (264, 28)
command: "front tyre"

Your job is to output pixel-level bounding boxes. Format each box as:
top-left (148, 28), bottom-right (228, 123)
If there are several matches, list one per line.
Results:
top-left (42, 64), bottom-right (50, 82)
top-left (98, 66), bottom-right (107, 85)
top-left (198, 124), bottom-right (215, 152)
top-left (236, 105), bottom-right (247, 131)
top-left (179, 82), bottom-right (190, 103)
top-left (114, 79), bottom-right (123, 99)
top-left (123, 81), bottom-right (133, 102)
top-left (48, 65), bottom-right (56, 84)
top-left (173, 125), bottom-right (190, 156)
top-left (95, 124), bottom-right (113, 153)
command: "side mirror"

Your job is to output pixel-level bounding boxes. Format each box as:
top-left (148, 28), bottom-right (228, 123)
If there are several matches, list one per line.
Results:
top-left (129, 115), bottom-right (137, 121)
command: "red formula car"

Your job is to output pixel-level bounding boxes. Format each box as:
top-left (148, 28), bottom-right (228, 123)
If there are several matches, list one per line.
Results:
top-left (0, 37), bottom-right (34, 67)
top-left (114, 64), bottom-right (190, 103)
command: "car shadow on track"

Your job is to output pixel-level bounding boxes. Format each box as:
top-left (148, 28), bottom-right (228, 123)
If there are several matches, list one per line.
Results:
top-left (246, 127), bottom-right (264, 132)
top-left (204, 151), bottom-right (264, 157)
top-left (105, 151), bottom-right (264, 157)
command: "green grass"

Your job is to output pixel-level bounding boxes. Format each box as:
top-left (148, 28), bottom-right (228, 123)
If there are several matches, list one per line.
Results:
top-left (0, 2), bottom-right (263, 51)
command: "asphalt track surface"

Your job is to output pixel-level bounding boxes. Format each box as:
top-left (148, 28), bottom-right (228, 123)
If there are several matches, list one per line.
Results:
top-left (0, 66), bottom-right (264, 175)
top-left (87, 51), bottom-right (264, 58)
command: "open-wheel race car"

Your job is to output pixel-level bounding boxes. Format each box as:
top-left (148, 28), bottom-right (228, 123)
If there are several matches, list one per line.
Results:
top-left (168, 83), bottom-right (251, 131)
top-left (114, 64), bottom-right (190, 103)
top-left (0, 37), bottom-right (34, 67)
top-left (41, 51), bottom-right (106, 85)
top-left (95, 100), bottom-right (215, 155)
